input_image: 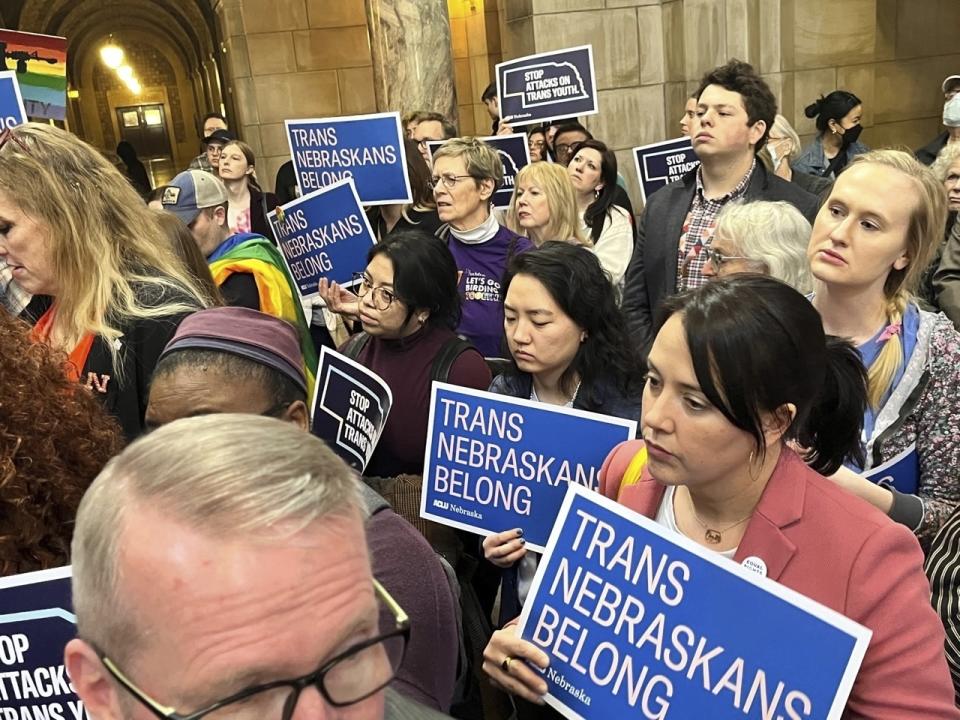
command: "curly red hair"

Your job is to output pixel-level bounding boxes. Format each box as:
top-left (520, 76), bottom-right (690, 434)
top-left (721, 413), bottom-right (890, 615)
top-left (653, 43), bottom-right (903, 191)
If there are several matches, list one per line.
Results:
top-left (0, 312), bottom-right (124, 576)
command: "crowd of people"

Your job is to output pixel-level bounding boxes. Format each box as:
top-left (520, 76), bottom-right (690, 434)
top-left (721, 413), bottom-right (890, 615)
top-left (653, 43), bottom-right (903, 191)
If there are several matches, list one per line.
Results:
top-left (4, 56), bottom-right (960, 720)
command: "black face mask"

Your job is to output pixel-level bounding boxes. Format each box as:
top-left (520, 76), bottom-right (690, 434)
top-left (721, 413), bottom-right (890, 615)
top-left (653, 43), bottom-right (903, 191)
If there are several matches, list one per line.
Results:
top-left (841, 123), bottom-right (863, 148)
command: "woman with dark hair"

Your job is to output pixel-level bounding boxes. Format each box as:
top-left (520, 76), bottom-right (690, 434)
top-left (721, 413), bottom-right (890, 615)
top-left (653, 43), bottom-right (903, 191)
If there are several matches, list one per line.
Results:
top-left (482, 242), bottom-right (643, 639)
top-left (335, 230), bottom-right (491, 478)
top-left (567, 139), bottom-right (633, 291)
top-left (367, 139), bottom-right (441, 241)
top-left (1, 312), bottom-right (124, 575)
top-left (483, 275), bottom-right (959, 719)
top-left (794, 90), bottom-right (868, 178)
top-left (218, 139), bottom-right (280, 239)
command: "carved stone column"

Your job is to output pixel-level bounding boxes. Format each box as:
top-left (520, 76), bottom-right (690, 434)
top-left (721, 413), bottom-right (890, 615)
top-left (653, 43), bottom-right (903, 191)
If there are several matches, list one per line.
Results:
top-left (365, 0), bottom-right (458, 125)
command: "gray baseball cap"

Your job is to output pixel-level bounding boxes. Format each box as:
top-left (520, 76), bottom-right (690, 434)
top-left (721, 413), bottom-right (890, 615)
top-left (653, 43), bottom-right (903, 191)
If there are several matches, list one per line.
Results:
top-left (161, 170), bottom-right (228, 226)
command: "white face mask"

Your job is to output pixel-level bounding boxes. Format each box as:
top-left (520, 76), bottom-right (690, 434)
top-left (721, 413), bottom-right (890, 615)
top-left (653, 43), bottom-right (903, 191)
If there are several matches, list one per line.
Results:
top-left (768, 140), bottom-right (786, 170)
top-left (944, 95), bottom-right (960, 127)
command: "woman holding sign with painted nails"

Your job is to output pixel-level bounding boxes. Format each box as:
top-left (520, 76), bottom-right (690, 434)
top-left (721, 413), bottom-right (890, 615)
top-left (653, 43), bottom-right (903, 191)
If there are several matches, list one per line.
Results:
top-left (484, 274), bottom-right (959, 718)
top-left (483, 243), bottom-right (642, 653)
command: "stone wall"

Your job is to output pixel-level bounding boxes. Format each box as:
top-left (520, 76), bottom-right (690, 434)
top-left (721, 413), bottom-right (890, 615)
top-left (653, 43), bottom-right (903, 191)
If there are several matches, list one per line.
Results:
top-left (499, 0), bottom-right (960, 208)
top-left (449, 0), bottom-right (502, 136)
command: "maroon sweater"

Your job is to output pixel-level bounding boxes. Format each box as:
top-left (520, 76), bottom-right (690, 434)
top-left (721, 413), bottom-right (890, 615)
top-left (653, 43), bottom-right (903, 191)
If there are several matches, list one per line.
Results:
top-left (351, 324), bottom-right (492, 478)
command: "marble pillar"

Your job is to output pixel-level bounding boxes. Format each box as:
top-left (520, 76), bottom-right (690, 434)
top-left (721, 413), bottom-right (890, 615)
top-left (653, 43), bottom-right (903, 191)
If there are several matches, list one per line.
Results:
top-left (366, 0), bottom-right (458, 125)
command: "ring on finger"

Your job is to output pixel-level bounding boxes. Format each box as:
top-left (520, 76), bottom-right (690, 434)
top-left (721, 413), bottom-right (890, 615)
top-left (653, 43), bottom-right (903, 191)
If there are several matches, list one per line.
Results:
top-left (501, 655), bottom-right (513, 672)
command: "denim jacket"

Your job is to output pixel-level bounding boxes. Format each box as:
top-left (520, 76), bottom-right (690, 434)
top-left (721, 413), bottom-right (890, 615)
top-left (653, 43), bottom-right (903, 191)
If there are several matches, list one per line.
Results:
top-left (793, 136), bottom-right (869, 177)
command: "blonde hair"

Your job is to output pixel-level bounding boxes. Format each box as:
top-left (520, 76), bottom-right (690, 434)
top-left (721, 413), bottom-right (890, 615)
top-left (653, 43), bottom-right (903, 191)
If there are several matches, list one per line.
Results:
top-left (71, 414), bottom-right (363, 660)
top-left (506, 163), bottom-right (589, 247)
top-left (432, 136), bottom-right (504, 188)
top-left (714, 200), bottom-right (813, 292)
top-left (0, 124), bottom-right (214, 377)
top-left (845, 149), bottom-right (947, 407)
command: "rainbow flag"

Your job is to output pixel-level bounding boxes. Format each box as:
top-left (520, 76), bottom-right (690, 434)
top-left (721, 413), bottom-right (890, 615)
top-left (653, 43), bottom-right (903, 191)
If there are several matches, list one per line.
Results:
top-left (0, 30), bottom-right (67, 121)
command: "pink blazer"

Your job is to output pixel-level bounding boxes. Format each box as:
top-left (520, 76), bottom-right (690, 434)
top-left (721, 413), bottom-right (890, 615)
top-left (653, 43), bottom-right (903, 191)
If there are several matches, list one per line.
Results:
top-left (600, 440), bottom-right (959, 719)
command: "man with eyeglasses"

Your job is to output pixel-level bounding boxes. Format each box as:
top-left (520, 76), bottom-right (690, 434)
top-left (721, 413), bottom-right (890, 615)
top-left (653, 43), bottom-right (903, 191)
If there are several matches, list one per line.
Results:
top-left (65, 413), bottom-right (452, 720)
top-left (410, 113), bottom-right (456, 167)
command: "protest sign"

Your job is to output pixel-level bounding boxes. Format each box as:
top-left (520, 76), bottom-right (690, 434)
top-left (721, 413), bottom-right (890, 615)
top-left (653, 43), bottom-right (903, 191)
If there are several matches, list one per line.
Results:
top-left (267, 178), bottom-right (376, 300)
top-left (517, 484), bottom-right (871, 720)
top-left (497, 46), bottom-right (598, 126)
top-left (0, 30), bottom-right (67, 121)
top-left (0, 71), bottom-right (26, 129)
top-left (632, 137), bottom-right (700, 203)
top-left (420, 383), bottom-right (637, 550)
top-left (0, 566), bottom-right (87, 719)
top-left (428, 133), bottom-right (531, 209)
top-left (286, 112), bottom-right (411, 205)
top-left (863, 444), bottom-right (918, 495)
top-left (311, 346), bottom-right (393, 473)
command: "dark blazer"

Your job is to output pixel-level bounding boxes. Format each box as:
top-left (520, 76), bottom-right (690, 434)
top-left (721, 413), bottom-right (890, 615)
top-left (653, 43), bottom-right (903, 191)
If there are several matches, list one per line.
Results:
top-left (791, 168), bottom-right (832, 199)
top-left (621, 161), bottom-right (819, 352)
top-left (601, 441), bottom-right (960, 720)
top-left (249, 186), bottom-right (280, 242)
top-left (916, 131), bottom-right (950, 166)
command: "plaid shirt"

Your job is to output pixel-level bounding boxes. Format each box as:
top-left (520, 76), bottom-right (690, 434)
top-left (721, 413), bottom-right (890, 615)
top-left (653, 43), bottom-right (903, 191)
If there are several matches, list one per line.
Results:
top-left (0, 261), bottom-right (31, 316)
top-left (675, 159), bottom-right (756, 291)
top-left (188, 153), bottom-right (215, 173)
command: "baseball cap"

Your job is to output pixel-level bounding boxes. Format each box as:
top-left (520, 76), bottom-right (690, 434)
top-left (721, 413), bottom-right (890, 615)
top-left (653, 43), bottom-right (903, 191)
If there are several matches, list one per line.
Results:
top-left (203, 128), bottom-right (234, 146)
top-left (943, 75), bottom-right (960, 94)
top-left (160, 306), bottom-right (307, 394)
top-left (161, 170), bottom-right (228, 226)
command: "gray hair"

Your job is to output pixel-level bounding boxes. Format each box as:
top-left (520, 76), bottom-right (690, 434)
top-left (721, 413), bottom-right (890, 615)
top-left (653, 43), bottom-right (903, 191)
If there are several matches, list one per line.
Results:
top-left (768, 113), bottom-right (802, 163)
top-left (432, 137), bottom-right (504, 188)
top-left (71, 414), bottom-right (362, 659)
top-left (931, 142), bottom-right (960, 183)
top-left (714, 200), bottom-right (814, 293)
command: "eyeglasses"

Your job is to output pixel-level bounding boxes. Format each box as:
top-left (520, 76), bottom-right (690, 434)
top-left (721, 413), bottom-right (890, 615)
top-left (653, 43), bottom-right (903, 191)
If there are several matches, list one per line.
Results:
top-left (528, 140), bottom-right (546, 149)
top-left (703, 246), bottom-right (751, 268)
top-left (428, 173), bottom-right (474, 190)
top-left (0, 128), bottom-right (29, 154)
top-left (353, 272), bottom-right (401, 311)
top-left (94, 579), bottom-right (409, 720)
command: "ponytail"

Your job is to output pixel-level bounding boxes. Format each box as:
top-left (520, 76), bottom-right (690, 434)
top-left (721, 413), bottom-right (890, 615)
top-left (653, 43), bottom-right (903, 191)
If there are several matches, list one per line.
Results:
top-left (795, 336), bottom-right (867, 475)
top-left (866, 291), bottom-right (907, 409)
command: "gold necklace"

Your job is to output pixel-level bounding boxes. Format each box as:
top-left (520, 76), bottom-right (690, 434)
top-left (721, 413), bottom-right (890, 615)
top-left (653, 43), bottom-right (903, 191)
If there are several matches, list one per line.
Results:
top-left (684, 490), bottom-right (752, 544)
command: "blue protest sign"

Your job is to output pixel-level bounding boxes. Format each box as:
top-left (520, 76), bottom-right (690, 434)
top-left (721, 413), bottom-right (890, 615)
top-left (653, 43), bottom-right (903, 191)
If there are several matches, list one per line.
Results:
top-left (267, 178), bottom-right (376, 300)
top-left (496, 46), bottom-right (598, 126)
top-left (863, 444), bottom-right (918, 495)
top-left (285, 112), bottom-right (411, 205)
top-left (428, 133), bottom-right (531, 209)
top-left (0, 566), bottom-right (87, 719)
top-left (632, 137), bottom-right (700, 203)
top-left (311, 346), bottom-right (393, 473)
top-left (517, 485), bottom-right (871, 720)
top-left (0, 71), bottom-right (27, 130)
top-left (419, 384), bottom-right (637, 550)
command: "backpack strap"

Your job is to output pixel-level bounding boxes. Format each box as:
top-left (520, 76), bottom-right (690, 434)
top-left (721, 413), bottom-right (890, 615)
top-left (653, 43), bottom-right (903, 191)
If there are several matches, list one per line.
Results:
top-left (340, 331), bottom-right (371, 361)
top-left (598, 439), bottom-right (648, 500)
top-left (429, 336), bottom-right (474, 384)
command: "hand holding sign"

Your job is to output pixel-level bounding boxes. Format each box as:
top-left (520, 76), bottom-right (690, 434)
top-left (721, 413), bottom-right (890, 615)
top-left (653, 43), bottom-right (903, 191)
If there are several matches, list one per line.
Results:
top-left (318, 277), bottom-right (361, 321)
top-left (483, 623), bottom-right (550, 705)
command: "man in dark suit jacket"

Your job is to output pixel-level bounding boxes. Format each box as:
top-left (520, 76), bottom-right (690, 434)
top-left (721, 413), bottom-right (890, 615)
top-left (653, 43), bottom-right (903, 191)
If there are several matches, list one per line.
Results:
top-left (622, 59), bottom-right (819, 351)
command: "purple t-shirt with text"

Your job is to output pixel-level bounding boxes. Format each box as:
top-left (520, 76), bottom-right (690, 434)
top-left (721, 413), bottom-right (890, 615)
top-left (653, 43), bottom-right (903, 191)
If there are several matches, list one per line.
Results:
top-left (446, 225), bottom-right (533, 358)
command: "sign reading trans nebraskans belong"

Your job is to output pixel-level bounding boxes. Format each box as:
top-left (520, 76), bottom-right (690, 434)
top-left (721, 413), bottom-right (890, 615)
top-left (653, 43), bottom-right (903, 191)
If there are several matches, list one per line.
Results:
top-left (267, 178), bottom-right (376, 300)
top-left (0, 566), bottom-right (87, 719)
top-left (420, 383), bottom-right (636, 550)
top-left (285, 112), bottom-right (411, 205)
top-left (311, 347), bottom-right (393, 473)
top-left (632, 137), bottom-right (700, 202)
top-left (518, 484), bottom-right (872, 720)
top-left (428, 133), bottom-right (531, 209)
top-left (496, 46), bottom-right (598, 126)
top-left (0, 71), bottom-right (27, 129)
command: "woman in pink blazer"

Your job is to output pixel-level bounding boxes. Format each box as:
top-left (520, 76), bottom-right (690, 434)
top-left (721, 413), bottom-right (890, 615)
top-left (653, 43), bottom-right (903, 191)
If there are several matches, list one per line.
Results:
top-left (483, 275), bottom-right (958, 719)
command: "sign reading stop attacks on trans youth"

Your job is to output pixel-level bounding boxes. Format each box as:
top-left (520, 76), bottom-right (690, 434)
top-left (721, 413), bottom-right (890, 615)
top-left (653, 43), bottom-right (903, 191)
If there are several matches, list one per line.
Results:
top-left (267, 178), bottom-right (376, 300)
top-left (285, 111), bottom-right (412, 205)
top-left (0, 71), bottom-right (27, 130)
top-left (428, 133), bottom-right (531, 210)
top-left (0, 566), bottom-right (87, 719)
top-left (496, 45), bottom-right (598, 126)
top-left (518, 485), bottom-right (872, 720)
top-left (419, 383), bottom-right (636, 551)
top-left (311, 347), bottom-right (393, 474)
top-left (632, 137), bottom-right (700, 203)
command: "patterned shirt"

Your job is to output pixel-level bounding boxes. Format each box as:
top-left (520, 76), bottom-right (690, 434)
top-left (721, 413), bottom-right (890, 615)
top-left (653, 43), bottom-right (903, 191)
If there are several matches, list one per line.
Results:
top-left (0, 261), bottom-right (31, 316)
top-left (675, 159), bottom-right (756, 291)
